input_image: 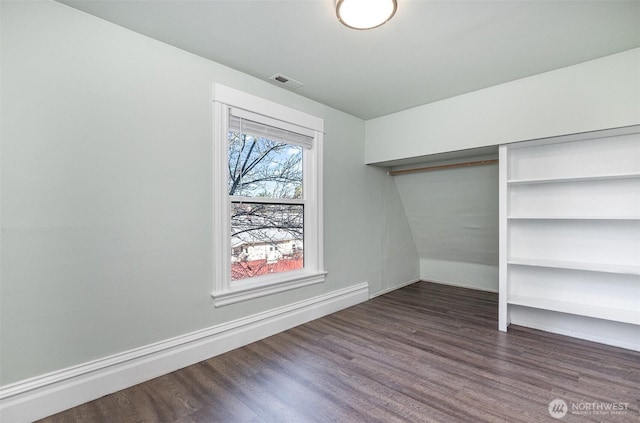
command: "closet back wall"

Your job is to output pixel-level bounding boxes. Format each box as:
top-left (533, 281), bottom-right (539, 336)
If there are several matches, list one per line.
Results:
top-left (393, 162), bottom-right (499, 292)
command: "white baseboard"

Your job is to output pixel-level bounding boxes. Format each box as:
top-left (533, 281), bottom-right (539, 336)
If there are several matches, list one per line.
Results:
top-left (422, 278), bottom-right (499, 293)
top-left (0, 282), bottom-right (369, 423)
top-left (369, 278), bottom-right (420, 299)
top-left (420, 259), bottom-right (499, 292)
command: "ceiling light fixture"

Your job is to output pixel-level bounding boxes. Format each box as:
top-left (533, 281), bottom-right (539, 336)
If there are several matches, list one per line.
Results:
top-left (336, 0), bottom-right (397, 30)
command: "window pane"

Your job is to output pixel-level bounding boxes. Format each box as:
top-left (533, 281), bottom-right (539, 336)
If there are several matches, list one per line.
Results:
top-left (230, 202), bottom-right (304, 281)
top-left (228, 131), bottom-right (303, 199)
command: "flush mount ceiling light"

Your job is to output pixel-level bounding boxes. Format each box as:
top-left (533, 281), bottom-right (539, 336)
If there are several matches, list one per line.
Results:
top-left (336, 0), bottom-right (397, 30)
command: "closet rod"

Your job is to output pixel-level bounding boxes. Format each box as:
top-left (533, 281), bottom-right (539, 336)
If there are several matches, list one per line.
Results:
top-left (388, 159), bottom-right (498, 176)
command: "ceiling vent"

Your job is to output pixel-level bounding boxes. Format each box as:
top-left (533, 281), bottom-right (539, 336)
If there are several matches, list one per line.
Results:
top-left (269, 74), bottom-right (304, 90)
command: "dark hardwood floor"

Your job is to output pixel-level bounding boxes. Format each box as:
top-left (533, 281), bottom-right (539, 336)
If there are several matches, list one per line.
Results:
top-left (38, 281), bottom-right (640, 422)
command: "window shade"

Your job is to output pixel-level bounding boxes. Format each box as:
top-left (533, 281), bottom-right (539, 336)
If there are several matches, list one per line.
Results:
top-left (229, 108), bottom-right (314, 149)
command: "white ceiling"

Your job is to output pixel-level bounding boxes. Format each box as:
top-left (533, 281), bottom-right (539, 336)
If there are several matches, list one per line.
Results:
top-left (58, 0), bottom-right (640, 120)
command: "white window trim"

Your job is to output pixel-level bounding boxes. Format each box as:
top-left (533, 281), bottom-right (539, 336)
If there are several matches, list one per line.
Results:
top-left (212, 84), bottom-right (326, 307)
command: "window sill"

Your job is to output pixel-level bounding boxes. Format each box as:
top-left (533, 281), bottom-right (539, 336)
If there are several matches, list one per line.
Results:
top-left (211, 271), bottom-right (327, 307)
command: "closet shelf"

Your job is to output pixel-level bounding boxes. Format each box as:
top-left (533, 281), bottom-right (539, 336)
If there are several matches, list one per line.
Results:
top-left (508, 296), bottom-right (640, 325)
top-left (507, 172), bottom-right (640, 185)
top-left (508, 258), bottom-right (640, 276)
top-left (507, 215), bottom-right (640, 220)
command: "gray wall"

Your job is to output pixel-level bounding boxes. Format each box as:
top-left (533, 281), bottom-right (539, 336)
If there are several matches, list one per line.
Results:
top-left (365, 48), bottom-right (640, 164)
top-left (394, 162), bottom-right (499, 291)
top-left (0, 0), bottom-right (418, 385)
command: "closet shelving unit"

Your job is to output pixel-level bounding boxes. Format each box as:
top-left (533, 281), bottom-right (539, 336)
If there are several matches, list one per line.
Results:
top-left (499, 127), bottom-right (640, 348)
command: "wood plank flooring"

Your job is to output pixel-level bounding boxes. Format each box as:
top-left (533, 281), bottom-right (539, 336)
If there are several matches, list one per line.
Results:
top-left (38, 281), bottom-right (640, 422)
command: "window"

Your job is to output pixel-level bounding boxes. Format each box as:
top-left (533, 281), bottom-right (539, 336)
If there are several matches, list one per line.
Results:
top-left (212, 84), bottom-right (325, 306)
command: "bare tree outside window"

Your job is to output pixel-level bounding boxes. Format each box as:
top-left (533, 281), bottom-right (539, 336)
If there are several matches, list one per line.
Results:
top-left (228, 130), bottom-right (304, 280)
